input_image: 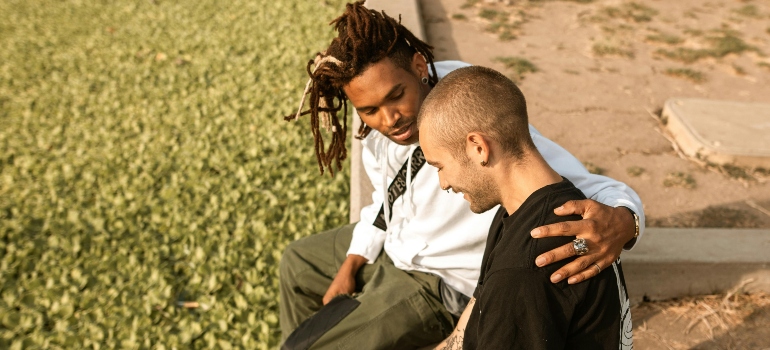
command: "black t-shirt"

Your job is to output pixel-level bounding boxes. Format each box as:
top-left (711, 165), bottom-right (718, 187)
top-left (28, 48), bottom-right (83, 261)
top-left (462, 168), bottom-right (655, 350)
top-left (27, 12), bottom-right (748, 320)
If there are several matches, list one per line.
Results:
top-left (463, 179), bottom-right (633, 350)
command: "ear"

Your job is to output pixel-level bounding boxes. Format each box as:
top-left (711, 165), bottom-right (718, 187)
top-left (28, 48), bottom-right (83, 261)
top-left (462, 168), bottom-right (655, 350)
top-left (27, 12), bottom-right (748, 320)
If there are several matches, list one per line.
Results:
top-left (411, 52), bottom-right (428, 78)
top-left (465, 132), bottom-right (491, 165)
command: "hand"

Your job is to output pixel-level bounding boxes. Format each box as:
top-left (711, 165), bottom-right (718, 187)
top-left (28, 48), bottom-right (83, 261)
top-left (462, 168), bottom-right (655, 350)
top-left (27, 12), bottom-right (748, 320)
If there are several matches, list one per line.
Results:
top-left (530, 199), bottom-right (635, 284)
top-left (323, 273), bottom-right (356, 305)
top-left (322, 254), bottom-right (368, 304)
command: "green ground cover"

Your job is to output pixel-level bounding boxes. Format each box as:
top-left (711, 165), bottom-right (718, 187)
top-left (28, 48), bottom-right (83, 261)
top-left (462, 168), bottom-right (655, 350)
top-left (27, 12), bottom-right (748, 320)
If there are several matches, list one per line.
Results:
top-left (0, 0), bottom-right (350, 348)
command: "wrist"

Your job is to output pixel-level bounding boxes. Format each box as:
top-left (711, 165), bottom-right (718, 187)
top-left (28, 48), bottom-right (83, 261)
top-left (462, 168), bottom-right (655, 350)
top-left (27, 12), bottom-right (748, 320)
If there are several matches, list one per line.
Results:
top-left (621, 207), bottom-right (640, 249)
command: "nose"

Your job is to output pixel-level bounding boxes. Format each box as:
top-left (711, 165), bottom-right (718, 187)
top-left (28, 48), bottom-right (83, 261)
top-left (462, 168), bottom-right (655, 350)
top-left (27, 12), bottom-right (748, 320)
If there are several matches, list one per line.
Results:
top-left (381, 106), bottom-right (400, 128)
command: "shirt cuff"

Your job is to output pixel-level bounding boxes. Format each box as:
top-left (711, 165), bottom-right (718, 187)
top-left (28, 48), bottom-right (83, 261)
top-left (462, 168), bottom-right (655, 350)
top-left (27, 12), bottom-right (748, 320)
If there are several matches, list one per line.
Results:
top-left (346, 222), bottom-right (386, 263)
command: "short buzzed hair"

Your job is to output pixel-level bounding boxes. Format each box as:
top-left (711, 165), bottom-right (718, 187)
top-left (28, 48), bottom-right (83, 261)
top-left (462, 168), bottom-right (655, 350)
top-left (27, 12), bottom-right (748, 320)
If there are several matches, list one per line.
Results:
top-left (417, 66), bottom-right (535, 160)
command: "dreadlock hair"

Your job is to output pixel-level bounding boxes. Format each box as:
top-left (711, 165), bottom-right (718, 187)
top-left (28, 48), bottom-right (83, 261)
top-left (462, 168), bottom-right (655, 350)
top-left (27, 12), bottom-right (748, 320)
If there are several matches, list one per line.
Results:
top-left (285, 0), bottom-right (438, 176)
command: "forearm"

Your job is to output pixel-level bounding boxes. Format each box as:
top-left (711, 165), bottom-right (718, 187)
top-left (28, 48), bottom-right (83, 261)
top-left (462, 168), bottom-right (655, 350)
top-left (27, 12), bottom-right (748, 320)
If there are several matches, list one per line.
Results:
top-left (434, 297), bottom-right (475, 350)
top-left (338, 254), bottom-right (368, 278)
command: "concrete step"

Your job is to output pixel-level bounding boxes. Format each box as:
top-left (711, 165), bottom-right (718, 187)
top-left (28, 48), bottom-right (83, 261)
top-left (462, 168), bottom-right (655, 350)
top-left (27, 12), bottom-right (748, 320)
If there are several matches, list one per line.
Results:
top-left (663, 98), bottom-right (770, 168)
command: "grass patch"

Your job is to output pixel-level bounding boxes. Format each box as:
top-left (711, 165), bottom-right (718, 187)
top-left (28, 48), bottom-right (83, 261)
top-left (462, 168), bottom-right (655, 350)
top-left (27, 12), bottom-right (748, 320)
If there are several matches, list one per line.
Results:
top-left (564, 69), bottom-right (580, 75)
top-left (664, 68), bottom-right (707, 83)
top-left (758, 62), bottom-right (770, 71)
top-left (663, 172), bottom-right (697, 189)
top-left (684, 28), bottom-right (704, 37)
top-left (600, 2), bottom-right (659, 23)
top-left (495, 56), bottom-right (538, 81)
top-left (461, 0), bottom-right (480, 9)
top-left (0, 0), bottom-right (351, 348)
top-left (646, 33), bottom-right (684, 45)
top-left (655, 30), bottom-right (759, 63)
top-left (452, 13), bottom-right (468, 21)
top-left (593, 43), bottom-right (634, 58)
top-left (479, 8), bottom-right (506, 20)
top-left (583, 162), bottom-right (605, 175)
top-left (733, 4), bottom-right (762, 18)
top-left (627, 166), bottom-right (645, 177)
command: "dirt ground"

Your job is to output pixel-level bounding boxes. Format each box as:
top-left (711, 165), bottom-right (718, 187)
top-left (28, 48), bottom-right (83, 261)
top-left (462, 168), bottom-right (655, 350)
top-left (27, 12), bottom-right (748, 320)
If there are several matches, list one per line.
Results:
top-left (421, 0), bottom-right (770, 348)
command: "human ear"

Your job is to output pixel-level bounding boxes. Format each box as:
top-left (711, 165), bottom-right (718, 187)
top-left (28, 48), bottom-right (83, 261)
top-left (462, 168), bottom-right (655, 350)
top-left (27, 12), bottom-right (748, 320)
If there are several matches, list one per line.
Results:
top-left (465, 132), bottom-right (490, 165)
top-left (411, 52), bottom-right (428, 78)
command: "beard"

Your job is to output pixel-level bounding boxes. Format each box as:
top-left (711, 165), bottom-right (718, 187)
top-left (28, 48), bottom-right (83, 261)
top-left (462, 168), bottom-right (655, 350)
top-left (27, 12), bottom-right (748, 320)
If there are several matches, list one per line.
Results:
top-left (455, 158), bottom-right (500, 214)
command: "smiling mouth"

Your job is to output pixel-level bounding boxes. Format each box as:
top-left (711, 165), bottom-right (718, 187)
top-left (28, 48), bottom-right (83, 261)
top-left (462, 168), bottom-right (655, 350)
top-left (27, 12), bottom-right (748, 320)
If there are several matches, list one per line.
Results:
top-left (389, 122), bottom-right (413, 137)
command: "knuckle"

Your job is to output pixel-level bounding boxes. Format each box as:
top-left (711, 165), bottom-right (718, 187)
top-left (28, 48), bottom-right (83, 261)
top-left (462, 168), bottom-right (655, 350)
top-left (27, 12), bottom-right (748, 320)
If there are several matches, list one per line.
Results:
top-left (578, 259), bottom-right (590, 270)
top-left (565, 243), bottom-right (576, 256)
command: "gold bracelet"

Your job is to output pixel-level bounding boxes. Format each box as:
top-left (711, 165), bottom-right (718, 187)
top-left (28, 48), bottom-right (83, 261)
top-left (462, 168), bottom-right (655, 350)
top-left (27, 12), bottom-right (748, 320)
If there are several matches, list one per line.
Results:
top-left (628, 208), bottom-right (640, 238)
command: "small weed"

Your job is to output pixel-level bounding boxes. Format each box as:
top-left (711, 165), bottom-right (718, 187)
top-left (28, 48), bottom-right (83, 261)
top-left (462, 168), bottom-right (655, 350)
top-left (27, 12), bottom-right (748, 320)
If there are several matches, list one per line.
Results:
top-left (564, 69), bottom-right (580, 75)
top-left (721, 164), bottom-right (754, 181)
top-left (732, 64), bottom-right (746, 75)
top-left (583, 162), bottom-right (605, 175)
top-left (663, 172), bottom-right (696, 189)
top-left (461, 0), bottom-right (480, 9)
top-left (664, 68), bottom-right (707, 83)
top-left (593, 43), bottom-right (634, 58)
top-left (684, 10), bottom-right (699, 19)
top-left (627, 166), bottom-right (645, 177)
top-left (646, 33), bottom-right (684, 45)
top-left (684, 28), bottom-right (703, 37)
top-left (452, 13), bottom-right (468, 21)
top-left (495, 56), bottom-right (538, 81)
top-left (601, 2), bottom-right (659, 23)
top-left (479, 8), bottom-right (506, 20)
top-left (767, 27), bottom-right (770, 35)
top-left (733, 4), bottom-right (762, 18)
top-left (758, 62), bottom-right (770, 71)
top-left (499, 29), bottom-right (517, 41)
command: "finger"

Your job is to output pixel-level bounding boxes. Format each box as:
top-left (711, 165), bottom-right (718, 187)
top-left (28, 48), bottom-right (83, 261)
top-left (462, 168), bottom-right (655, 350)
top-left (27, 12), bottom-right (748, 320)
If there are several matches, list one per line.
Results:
top-left (549, 256), bottom-right (592, 283)
top-left (553, 199), bottom-right (589, 216)
top-left (531, 219), bottom-right (591, 238)
top-left (566, 261), bottom-right (605, 285)
top-left (535, 242), bottom-right (577, 267)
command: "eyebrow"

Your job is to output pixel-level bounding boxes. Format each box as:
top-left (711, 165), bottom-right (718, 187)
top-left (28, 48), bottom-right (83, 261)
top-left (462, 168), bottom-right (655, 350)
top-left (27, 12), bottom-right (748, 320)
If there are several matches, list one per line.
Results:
top-left (356, 83), bottom-right (404, 112)
top-left (426, 159), bottom-right (441, 167)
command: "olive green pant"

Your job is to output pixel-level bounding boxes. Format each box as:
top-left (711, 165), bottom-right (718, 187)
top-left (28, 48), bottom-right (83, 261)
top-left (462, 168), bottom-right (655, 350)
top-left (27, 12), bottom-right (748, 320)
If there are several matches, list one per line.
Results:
top-left (279, 223), bottom-right (455, 350)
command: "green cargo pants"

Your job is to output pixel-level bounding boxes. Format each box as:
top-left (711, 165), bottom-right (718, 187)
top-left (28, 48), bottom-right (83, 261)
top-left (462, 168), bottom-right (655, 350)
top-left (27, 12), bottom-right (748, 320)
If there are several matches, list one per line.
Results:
top-left (279, 223), bottom-right (456, 349)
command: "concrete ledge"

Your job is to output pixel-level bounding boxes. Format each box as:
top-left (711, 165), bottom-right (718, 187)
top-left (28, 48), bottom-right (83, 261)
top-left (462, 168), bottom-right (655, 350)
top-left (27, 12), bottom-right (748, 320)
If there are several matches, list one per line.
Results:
top-left (350, 0), bottom-right (426, 223)
top-left (624, 228), bottom-right (770, 303)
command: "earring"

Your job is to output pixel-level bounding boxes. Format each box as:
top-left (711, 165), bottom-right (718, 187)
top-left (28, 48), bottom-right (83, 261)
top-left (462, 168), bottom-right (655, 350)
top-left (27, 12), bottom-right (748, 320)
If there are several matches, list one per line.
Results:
top-left (480, 160), bottom-right (488, 166)
top-left (421, 76), bottom-right (429, 85)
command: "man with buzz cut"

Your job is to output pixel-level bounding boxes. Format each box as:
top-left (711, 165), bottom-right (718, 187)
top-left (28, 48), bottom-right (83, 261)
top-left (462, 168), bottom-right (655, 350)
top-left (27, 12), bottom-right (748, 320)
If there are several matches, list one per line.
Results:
top-left (280, 1), bottom-right (643, 348)
top-left (420, 66), bottom-right (633, 350)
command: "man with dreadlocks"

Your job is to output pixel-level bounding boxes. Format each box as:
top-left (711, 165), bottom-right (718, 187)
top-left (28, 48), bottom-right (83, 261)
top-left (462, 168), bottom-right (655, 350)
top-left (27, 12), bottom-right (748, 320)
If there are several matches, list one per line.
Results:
top-left (280, 1), bottom-right (644, 348)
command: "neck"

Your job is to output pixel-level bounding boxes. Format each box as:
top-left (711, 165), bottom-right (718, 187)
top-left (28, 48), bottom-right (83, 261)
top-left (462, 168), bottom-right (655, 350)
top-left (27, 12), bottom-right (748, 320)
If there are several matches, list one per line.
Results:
top-left (493, 149), bottom-right (564, 215)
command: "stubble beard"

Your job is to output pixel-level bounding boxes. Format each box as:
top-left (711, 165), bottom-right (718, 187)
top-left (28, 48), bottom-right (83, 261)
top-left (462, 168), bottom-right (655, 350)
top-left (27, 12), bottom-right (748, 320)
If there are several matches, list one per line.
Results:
top-left (458, 158), bottom-right (500, 214)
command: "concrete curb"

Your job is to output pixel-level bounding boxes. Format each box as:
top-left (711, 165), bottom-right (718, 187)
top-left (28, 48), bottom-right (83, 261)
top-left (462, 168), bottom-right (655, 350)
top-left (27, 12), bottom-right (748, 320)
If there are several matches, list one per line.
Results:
top-left (623, 228), bottom-right (770, 303)
top-left (348, 0), bottom-right (770, 302)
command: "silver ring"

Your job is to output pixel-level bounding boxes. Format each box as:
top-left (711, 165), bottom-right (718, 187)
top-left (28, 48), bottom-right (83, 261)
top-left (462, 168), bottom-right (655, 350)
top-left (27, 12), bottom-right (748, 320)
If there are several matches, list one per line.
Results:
top-left (572, 238), bottom-right (588, 256)
top-left (592, 263), bottom-right (601, 274)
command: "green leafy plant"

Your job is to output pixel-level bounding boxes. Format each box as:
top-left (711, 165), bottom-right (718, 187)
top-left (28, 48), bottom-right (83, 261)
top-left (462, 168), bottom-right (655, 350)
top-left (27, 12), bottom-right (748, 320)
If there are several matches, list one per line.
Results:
top-left (0, 0), bottom-right (351, 348)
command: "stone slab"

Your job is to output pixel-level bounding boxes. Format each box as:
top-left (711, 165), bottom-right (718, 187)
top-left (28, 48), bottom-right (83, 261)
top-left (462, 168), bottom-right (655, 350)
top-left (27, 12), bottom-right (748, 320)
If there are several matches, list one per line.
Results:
top-left (623, 228), bottom-right (770, 303)
top-left (662, 98), bottom-right (770, 168)
top-left (350, 0), bottom-right (426, 223)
